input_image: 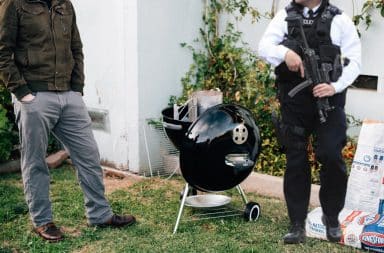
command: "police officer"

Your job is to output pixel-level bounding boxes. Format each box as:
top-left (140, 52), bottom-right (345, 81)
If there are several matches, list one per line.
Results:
top-left (258, 0), bottom-right (361, 244)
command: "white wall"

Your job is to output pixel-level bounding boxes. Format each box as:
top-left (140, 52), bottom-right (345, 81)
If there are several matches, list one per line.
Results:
top-left (72, 0), bottom-right (203, 172)
top-left (72, 0), bottom-right (139, 170)
top-left (330, 1), bottom-right (384, 122)
top-left (73, 0), bottom-right (383, 171)
top-left (137, 0), bottom-right (204, 170)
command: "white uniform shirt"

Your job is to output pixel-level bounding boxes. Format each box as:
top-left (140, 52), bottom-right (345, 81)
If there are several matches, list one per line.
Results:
top-left (258, 3), bottom-right (361, 93)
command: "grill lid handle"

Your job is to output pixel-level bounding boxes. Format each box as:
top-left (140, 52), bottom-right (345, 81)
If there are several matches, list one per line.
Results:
top-left (225, 153), bottom-right (255, 169)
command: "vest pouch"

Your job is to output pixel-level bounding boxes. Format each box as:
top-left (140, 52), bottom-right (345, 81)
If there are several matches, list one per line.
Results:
top-left (319, 45), bottom-right (342, 82)
top-left (281, 38), bottom-right (302, 56)
top-left (275, 39), bottom-right (304, 82)
top-left (319, 44), bottom-right (340, 63)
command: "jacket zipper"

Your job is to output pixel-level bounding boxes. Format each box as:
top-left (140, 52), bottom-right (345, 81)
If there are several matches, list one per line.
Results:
top-left (60, 15), bottom-right (66, 34)
top-left (49, 6), bottom-right (59, 90)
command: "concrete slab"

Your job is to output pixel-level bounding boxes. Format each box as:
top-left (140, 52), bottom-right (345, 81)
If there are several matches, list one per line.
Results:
top-left (102, 166), bottom-right (144, 181)
top-left (46, 150), bottom-right (69, 169)
top-left (241, 172), bottom-right (320, 207)
top-left (0, 150), bottom-right (70, 173)
top-left (0, 159), bottom-right (20, 174)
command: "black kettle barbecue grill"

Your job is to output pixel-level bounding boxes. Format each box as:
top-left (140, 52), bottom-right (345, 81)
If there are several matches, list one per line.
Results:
top-left (162, 103), bottom-right (261, 233)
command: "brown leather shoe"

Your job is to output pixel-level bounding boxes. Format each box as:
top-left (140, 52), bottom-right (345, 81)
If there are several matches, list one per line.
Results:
top-left (98, 214), bottom-right (136, 228)
top-left (34, 223), bottom-right (63, 242)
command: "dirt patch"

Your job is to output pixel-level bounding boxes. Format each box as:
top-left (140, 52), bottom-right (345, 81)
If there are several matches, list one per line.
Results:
top-left (102, 169), bottom-right (144, 194)
top-left (73, 243), bottom-right (102, 253)
top-left (61, 226), bottom-right (82, 237)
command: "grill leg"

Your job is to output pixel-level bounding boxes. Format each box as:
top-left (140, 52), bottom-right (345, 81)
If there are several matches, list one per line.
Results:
top-left (236, 185), bottom-right (248, 205)
top-left (173, 183), bottom-right (189, 234)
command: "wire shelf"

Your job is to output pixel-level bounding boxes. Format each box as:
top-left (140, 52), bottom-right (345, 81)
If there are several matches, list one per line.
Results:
top-left (185, 206), bottom-right (244, 221)
top-left (141, 118), bottom-right (180, 179)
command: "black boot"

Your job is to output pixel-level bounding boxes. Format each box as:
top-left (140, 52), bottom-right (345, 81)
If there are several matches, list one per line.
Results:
top-left (322, 215), bottom-right (342, 242)
top-left (283, 222), bottom-right (306, 244)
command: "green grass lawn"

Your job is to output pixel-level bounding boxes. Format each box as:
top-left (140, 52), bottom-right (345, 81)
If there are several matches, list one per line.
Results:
top-left (0, 165), bottom-right (364, 253)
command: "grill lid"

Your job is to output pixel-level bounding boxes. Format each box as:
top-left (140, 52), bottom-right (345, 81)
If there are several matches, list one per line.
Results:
top-left (180, 104), bottom-right (261, 192)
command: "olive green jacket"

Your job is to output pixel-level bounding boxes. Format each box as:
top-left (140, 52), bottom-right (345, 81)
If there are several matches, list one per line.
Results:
top-left (0, 0), bottom-right (84, 100)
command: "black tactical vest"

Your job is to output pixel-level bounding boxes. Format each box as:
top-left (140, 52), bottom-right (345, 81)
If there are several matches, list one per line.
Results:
top-left (275, 2), bottom-right (346, 106)
top-left (276, 3), bottom-right (341, 82)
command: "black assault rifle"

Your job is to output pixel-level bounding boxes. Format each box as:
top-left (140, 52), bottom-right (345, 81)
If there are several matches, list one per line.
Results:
top-left (285, 15), bottom-right (335, 124)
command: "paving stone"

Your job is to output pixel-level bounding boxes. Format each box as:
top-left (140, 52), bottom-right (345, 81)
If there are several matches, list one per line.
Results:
top-left (46, 150), bottom-right (69, 169)
top-left (242, 172), bottom-right (320, 207)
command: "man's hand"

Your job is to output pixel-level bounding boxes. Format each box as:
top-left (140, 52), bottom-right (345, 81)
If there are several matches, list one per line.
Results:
top-left (313, 83), bottom-right (336, 98)
top-left (20, 93), bottom-right (35, 102)
top-left (284, 49), bottom-right (305, 78)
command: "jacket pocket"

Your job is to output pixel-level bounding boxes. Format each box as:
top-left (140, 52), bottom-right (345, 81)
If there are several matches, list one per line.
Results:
top-left (20, 2), bottom-right (47, 38)
top-left (65, 49), bottom-right (75, 74)
top-left (27, 50), bottom-right (50, 70)
top-left (21, 2), bottom-right (45, 15)
top-left (14, 50), bottom-right (29, 68)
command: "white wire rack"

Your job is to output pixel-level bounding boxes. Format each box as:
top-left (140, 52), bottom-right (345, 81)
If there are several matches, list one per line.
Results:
top-left (141, 118), bottom-right (180, 179)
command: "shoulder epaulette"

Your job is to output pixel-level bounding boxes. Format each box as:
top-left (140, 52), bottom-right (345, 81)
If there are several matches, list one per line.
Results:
top-left (327, 4), bottom-right (342, 16)
top-left (285, 3), bottom-right (302, 15)
top-left (321, 4), bottom-right (342, 20)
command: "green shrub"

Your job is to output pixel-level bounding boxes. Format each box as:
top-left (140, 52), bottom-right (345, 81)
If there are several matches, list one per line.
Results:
top-left (47, 133), bottom-right (63, 154)
top-left (0, 85), bottom-right (18, 163)
top-left (175, 0), bottom-right (286, 178)
top-left (0, 104), bottom-right (14, 162)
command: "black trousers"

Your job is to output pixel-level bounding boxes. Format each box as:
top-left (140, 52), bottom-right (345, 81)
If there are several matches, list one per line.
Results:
top-left (278, 82), bottom-right (348, 224)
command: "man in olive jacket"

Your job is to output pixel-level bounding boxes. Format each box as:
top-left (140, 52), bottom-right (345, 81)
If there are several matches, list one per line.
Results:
top-left (0, 0), bottom-right (136, 242)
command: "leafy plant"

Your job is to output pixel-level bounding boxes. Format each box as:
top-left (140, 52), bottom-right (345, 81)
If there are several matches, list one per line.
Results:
top-left (0, 85), bottom-right (20, 162)
top-left (175, 0), bottom-right (286, 178)
top-left (352, 0), bottom-right (384, 35)
top-left (47, 133), bottom-right (63, 154)
top-left (178, 1), bottom-right (263, 102)
top-left (0, 104), bottom-right (14, 162)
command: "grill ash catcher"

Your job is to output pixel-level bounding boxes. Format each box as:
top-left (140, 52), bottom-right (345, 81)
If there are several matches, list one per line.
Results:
top-left (161, 92), bottom-right (261, 234)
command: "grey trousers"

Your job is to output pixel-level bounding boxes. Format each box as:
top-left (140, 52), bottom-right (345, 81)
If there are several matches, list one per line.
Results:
top-left (13, 91), bottom-right (113, 227)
